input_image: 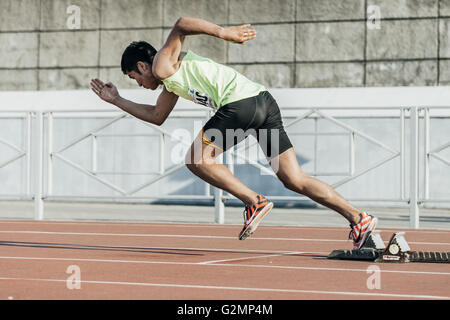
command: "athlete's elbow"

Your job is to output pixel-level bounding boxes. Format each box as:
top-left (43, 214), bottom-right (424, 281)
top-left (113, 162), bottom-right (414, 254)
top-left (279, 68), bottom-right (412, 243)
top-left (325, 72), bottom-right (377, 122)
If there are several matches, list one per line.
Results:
top-left (143, 110), bottom-right (164, 126)
top-left (155, 118), bottom-right (165, 126)
top-left (148, 117), bottom-right (163, 126)
top-left (174, 17), bottom-right (185, 27)
top-left (152, 114), bottom-right (167, 126)
top-left (174, 17), bottom-right (190, 33)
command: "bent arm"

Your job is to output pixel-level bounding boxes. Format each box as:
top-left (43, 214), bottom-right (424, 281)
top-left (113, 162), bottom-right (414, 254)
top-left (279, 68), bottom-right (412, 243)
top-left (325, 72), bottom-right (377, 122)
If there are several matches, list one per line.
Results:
top-left (152, 17), bottom-right (256, 79)
top-left (113, 87), bottom-right (179, 126)
top-left (172, 17), bottom-right (225, 38)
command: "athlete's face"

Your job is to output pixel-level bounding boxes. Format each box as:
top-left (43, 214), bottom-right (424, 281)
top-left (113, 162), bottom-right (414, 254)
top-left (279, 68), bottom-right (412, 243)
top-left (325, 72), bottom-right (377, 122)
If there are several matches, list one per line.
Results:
top-left (127, 61), bottom-right (161, 90)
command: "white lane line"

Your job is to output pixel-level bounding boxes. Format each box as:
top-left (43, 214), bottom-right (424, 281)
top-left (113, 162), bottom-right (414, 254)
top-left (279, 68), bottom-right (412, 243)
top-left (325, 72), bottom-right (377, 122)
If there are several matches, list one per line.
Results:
top-left (0, 220), bottom-right (240, 228)
top-left (0, 230), bottom-right (233, 239)
top-left (0, 230), bottom-right (448, 246)
top-left (0, 276), bottom-right (448, 300)
top-left (1, 220), bottom-right (450, 235)
top-left (0, 243), bottom-right (305, 255)
top-left (0, 256), bottom-right (449, 276)
top-left (198, 251), bottom-right (307, 265)
top-left (0, 221), bottom-right (346, 231)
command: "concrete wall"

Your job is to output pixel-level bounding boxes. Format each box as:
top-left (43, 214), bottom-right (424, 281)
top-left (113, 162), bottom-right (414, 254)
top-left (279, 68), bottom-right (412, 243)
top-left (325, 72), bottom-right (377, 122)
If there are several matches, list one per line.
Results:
top-left (1, 0), bottom-right (449, 90)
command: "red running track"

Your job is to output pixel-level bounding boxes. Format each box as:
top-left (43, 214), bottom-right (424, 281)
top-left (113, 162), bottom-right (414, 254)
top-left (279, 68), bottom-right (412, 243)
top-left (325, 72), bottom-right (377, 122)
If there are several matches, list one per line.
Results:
top-left (0, 219), bottom-right (449, 300)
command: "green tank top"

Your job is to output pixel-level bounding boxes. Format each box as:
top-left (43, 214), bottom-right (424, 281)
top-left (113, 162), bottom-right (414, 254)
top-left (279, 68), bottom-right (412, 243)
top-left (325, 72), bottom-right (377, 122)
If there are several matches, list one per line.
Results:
top-left (162, 50), bottom-right (266, 109)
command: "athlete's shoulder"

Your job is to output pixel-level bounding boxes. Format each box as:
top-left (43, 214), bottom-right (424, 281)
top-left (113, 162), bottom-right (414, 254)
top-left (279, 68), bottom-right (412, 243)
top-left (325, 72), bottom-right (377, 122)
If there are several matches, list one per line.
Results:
top-left (153, 51), bottom-right (189, 80)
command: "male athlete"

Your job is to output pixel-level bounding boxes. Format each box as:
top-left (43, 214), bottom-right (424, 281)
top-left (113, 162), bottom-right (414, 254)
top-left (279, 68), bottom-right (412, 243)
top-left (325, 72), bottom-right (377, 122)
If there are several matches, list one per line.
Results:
top-left (90, 17), bottom-right (377, 249)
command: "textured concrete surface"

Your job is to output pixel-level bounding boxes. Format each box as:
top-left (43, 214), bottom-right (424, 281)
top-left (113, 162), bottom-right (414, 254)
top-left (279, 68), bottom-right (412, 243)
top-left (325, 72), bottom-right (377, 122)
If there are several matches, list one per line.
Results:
top-left (366, 61), bottom-right (438, 87)
top-left (0, 0), bottom-right (40, 32)
top-left (0, 0), bottom-right (449, 90)
top-left (39, 31), bottom-right (100, 68)
top-left (0, 33), bottom-right (39, 68)
top-left (296, 22), bottom-right (365, 62)
top-left (41, 0), bottom-right (101, 30)
top-left (367, 0), bottom-right (438, 18)
top-left (102, 0), bottom-right (163, 28)
top-left (298, 0), bottom-right (365, 20)
top-left (366, 20), bottom-right (437, 60)
top-left (297, 62), bottom-right (364, 87)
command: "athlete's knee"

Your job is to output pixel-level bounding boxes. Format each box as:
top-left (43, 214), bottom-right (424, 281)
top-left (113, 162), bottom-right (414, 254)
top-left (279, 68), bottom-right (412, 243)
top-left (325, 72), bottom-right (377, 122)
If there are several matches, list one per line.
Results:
top-left (279, 173), bottom-right (308, 193)
top-left (184, 151), bottom-right (215, 172)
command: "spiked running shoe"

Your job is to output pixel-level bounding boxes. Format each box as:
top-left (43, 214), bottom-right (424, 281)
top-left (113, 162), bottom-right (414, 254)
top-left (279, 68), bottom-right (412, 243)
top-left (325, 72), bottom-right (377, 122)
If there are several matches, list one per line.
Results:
top-left (349, 212), bottom-right (378, 250)
top-left (239, 195), bottom-right (273, 240)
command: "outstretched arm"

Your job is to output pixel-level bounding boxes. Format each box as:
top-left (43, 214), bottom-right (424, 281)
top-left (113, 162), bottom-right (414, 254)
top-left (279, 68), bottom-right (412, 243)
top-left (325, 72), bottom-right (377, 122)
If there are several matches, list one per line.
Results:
top-left (152, 17), bottom-right (256, 79)
top-left (90, 78), bottom-right (178, 126)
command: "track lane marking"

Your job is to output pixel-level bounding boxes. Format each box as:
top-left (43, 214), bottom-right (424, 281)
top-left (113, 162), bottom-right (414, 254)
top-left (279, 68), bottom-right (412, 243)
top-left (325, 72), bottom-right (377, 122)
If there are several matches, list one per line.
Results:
top-left (1, 221), bottom-right (450, 234)
top-left (198, 251), bottom-right (306, 264)
top-left (0, 256), bottom-right (449, 276)
top-left (0, 230), bottom-right (448, 246)
top-left (0, 242), bottom-right (309, 255)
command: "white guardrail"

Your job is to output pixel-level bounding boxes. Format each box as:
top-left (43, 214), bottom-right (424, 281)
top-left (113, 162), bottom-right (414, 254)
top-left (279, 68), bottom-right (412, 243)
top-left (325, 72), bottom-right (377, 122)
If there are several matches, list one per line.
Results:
top-left (1, 87), bottom-right (450, 228)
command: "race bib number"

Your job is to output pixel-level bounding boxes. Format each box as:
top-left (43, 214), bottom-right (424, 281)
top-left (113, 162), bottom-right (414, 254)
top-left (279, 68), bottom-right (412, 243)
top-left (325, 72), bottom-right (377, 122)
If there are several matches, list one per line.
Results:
top-left (188, 89), bottom-right (217, 109)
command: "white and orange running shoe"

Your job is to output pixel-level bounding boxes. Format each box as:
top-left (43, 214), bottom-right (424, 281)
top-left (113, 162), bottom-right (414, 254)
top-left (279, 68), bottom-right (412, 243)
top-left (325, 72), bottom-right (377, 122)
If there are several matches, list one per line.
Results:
top-left (349, 212), bottom-right (378, 250)
top-left (239, 194), bottom-right (273, 240)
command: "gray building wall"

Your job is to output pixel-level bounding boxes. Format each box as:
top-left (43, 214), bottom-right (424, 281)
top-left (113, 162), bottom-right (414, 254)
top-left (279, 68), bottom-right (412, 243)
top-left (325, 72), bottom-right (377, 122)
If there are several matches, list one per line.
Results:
top-left (1, 0), bottom-right (450, 91)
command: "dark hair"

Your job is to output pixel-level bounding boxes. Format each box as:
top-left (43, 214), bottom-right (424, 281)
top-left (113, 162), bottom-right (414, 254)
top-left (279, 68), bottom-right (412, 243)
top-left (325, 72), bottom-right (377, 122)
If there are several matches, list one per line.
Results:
top-left (121, 41), bottom-right (157, 74)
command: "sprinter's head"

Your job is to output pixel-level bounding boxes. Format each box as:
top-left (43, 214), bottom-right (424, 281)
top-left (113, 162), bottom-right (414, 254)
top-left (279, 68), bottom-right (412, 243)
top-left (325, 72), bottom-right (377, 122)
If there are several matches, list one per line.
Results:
top-left (121, 41), bottom-right (161, 90)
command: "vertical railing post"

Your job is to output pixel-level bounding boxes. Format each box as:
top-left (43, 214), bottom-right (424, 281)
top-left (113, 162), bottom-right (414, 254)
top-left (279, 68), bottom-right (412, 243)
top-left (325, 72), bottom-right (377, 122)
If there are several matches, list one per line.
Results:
top-left (313, 117), bottom-right (318, 175)
top-left (205, 108), bottom-right (225, 223)
top-left (47, 112), bottom-right (53, 196)
top-left (34, 111), bottom-right (44, 220)
top-left (159, 133), bottom-right (165, 175)
top-left (424, 107), bottom-right (430, 202)
top-left (400, 108), bottom-right (405, 200)
top-left (25, 112), bottom-right (32, 196)
top-left (214, 152), bottom-right (225, 224)
top-left (349, 131), bottom-right (355, 175)
top-left (91, 133), bottom-right (98, 174)
top-left (409, 107), bottom-right (419, 229)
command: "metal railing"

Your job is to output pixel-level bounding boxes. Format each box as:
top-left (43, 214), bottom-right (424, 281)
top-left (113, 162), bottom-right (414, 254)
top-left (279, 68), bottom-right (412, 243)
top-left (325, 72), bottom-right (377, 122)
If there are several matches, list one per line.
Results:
top-left (0, 112), bottom-right (32, 199)
top-left (1, 89), bottom-right (449, 228)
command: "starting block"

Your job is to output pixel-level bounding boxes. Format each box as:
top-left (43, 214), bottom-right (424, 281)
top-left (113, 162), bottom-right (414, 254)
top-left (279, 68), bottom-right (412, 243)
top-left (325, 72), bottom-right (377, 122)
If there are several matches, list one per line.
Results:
top-left (328, 231), bottom-right (450, 264)
top-left (376, 232), bottom-right (410, 263)
top-left (327, 231), bottom-right (385, 262)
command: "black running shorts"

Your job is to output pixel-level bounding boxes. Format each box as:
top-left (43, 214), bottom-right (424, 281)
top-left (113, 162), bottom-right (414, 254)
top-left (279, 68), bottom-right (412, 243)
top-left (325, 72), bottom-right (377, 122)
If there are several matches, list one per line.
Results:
top-left (202, 91), bottom-right (293, 159)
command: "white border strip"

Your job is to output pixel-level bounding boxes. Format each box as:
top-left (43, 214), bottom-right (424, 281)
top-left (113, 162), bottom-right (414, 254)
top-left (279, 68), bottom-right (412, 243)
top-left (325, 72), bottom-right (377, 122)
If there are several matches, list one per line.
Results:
top-left (0, 276), bottom-right (448, 300)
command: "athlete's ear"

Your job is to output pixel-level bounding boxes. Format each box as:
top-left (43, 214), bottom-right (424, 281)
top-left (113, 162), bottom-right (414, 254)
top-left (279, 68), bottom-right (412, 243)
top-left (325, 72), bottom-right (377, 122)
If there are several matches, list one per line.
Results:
top-left (136, 61), bottom-right (148, 74)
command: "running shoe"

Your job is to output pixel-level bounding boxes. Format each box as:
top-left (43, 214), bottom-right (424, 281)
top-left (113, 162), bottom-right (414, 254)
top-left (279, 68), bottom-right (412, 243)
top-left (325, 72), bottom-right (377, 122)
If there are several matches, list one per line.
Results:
top-left (239, 194), bottom-right (273, 240)
top-left (348, 212), bottom-right (378, 250)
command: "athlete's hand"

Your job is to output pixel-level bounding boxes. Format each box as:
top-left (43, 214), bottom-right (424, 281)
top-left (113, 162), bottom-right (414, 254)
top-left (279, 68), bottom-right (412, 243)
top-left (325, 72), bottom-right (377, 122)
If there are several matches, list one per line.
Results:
top-left (90, 78), bottom-right (120, 104)
top-left (220, 24), bottom-right (256, 45)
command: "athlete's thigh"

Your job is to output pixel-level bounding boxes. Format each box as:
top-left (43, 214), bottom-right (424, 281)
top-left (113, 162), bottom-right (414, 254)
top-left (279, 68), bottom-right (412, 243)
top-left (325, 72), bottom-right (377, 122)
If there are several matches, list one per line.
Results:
top-left (185, 129), bottom-right (224, 166)
top-left (269, 146), bottom-right (304, 179)
top-left (256, 92), bottom-right (293, 161)
top-left (202, 96), bottom-right (258, 153)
